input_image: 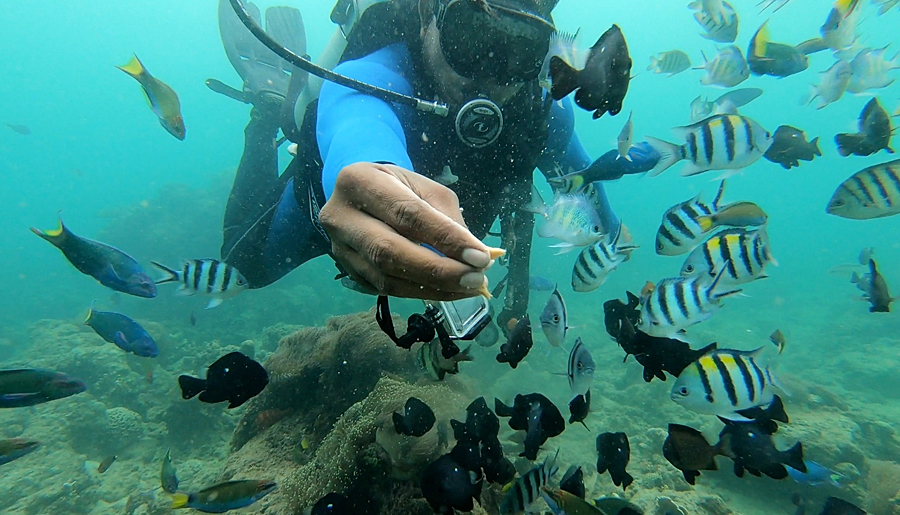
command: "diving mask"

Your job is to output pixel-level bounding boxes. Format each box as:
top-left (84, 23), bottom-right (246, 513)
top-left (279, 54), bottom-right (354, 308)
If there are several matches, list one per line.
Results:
top-left (435, 0), bottom-right (555, 83)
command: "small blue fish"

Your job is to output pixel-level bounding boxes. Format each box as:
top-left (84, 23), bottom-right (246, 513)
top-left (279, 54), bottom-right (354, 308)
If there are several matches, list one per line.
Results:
top-left (529, 276), bottom-right (556, 291)
top-left (84, 307), bottom-right (158, 358)
top-left (787, 460), bottom-right (846, 487)
top-left (31, 215), bottom-right (156, 298)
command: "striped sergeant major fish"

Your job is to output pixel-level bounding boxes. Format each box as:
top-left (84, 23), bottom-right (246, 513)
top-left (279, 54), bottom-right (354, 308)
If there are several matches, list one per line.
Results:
top-left (572, 228), bottom-right (639, 292)
top-left (646, 114), bottom-right (773, 178)
top-left (656, 181), bottom-right (727, 256)
top-left (499, 451), bottom-right (559, 515)
top-left (671, 347), bottom-right (782, 420)
top-left (638, 271), bottom-right (741, 338)
top-left (151, 259), bottom-right (248, 309)
top-left (826, 158), bottom-right (900, 220)
top-left (680, 227), bottom-right (776, 285)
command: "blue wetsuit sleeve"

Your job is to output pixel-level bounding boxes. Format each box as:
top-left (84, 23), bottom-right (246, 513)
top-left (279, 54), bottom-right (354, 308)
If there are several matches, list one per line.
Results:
top-left (538, 98), bottom-right (619, 232)
top-left (317, 45), bottom-right (415, 199)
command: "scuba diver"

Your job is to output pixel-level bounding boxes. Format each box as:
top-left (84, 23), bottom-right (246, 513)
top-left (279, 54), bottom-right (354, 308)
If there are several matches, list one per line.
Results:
top-left (211, 0), bottom-right (657, 331)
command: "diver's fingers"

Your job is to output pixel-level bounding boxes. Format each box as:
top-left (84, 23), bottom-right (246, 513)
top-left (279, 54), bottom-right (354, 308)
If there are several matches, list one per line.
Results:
top-left (333, 163), bottom-right (496, 268)
top-left (332, 241), bottom-right (475, 301)
top-left (329, 208), bottom-right (487, 295)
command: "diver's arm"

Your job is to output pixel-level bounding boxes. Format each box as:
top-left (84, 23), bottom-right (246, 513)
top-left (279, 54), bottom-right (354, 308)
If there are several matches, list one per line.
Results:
top-left (316, 46), bottom-right (494, 300)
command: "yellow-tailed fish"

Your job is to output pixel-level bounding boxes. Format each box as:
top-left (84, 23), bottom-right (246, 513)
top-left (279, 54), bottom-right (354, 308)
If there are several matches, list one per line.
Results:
top-left (117, 55), bottom-right (185, 140)
top-left (541, 487), bottom-right (612, 515)
top-left (696, 201), bottom-right (768, 232)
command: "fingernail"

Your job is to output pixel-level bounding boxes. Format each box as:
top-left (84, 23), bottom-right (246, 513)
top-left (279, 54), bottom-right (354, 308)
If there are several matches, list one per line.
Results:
top-left (460, 272), bottom-right (486, 289)
top-left (462, 248), bottom-right (490, 268)
top-left (489, 247), bottom-right (506, 260)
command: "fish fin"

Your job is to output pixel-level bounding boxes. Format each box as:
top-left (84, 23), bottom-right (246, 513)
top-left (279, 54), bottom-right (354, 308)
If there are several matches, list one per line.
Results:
top-left (708, 269), bottom-right (742, 301)
top-left (712, 180), bottom-right (727, 209)
top-left (750, 21), bottom-right (770, 58)
top-left (784, 442), bottom-right (806, 473)
top-left (644, 136), bottom-right (684, 176)
top-left (579, 421), bottom-right (590, 431)
top-left (29, 213), bottom-right (68, 246)
top-left (494, 398), bottom-right (514, 417)
top-left (550, 243), bottom-right (576, 255)
top-left (116, 54), bottom-right (147, 80)
top-left (171, 492), bottom-right (190, 509)
top-left (710, 167), bottom-right (743, 181)
top-left (151, 261), bottom-right (180, 284)
top-left (524, 184), bottom-right (546, 214)
top-left (84, 304), bottom-right (95, 325)
top-left (457, 345), bottom-right (475, 363)
top-left (718, 411), bottom-right (754, 422)
top-left (177, 375), bottom-right (206, 400)
top-left (834, 133), bottom-right (865, 157)
top-left (810, 136), bottom-right (822, 156)
top-left (205, 297), bottom-right (224, 309)
top-left (549, 56), bottom-right (579, 101)
top-left (113, 331), bottom-right (130, 348)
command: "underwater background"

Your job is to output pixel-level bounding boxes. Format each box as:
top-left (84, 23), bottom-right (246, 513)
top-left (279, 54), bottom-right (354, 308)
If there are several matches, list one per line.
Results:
top-left (1, 0), bottom-right (899, 513)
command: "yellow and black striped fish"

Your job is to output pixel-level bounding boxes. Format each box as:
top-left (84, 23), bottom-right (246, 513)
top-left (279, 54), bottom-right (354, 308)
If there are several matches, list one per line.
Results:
top-left (499, 454), bottom-right (559, 514)
top-left (827, 158), bottom-right (900, 219)
top-left (647, 114), bottom-right (773, 177)
top-left (151, 259), bottom-right (248, 309)
top-left (656, 181), bottom-right (726, 256)
top-left (680, 227), bottom-right (776, 285)
top-left (638, 271), bottom-right (741, 337)
top-left (672, 348), bottom-right (779, 419)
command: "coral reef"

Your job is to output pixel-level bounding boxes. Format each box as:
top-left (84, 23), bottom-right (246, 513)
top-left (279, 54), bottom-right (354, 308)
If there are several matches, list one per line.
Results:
top-left (865, 460), bottom-right (900, 515)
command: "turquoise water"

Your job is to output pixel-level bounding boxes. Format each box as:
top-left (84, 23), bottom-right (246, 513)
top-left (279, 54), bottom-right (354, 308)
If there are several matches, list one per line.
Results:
top-left (1, 0), bottom-right (899, 514)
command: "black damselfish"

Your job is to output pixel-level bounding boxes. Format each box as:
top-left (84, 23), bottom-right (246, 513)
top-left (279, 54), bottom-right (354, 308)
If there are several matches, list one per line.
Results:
top-left (604, 293), bottom-right (717, 382)
top-left (448, 397), bottom-right (514, 485)
top-left (420, 454), bottom-right (481, 514)
top-left (392, 397), bottom-right (435, 437)
top-left (568, 391), bottom-right (591, 430)
top-left (178, 352), bottom-right (268, 409)
top-left (764, 125), bottom-right (821, 169)
top-left (496, 315), bottom-right (533, 369)
top-left (495, 393), bottom-right (565, 460)
top-left (663, 423), bottom-right (721, 485)
top-left (560, 465), bottom-right (585, 499)
top-left (596, 432), bottom-right (634, 490)
top-left (719, 418), bottom-right (806, 480)
top-left (820, 496), bottom-right (866, 515)
top-left (550, 24), bottom-right (632, 119)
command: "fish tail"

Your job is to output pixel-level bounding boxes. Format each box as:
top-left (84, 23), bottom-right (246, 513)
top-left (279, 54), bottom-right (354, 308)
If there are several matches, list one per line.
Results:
top-left (116, 54), bottom-right (147, 81)
top-left (29, 213), bottom-right (68, 246)
top-left (810, 137), bottom-right (822, 156)
top-left (784, 442), bottom-right (806, 473)
top-left (549, 56), bottom-right (579, 101)
top-left (171, 492), bottom-right (190, 509)
top-left (177, 375), bottom-right (206, 400)
top-left (644, 137), bottom-right (684, 177)
top-left (834, 133), bottom-right (865, 157)
top-left (833, 0), bottom-right (859, 17)
top-left (712, 180), bottom-right (727, 209)
top-left (151, 261), bottom-right (180, 284)
top-left (494, 398), bottom-right (515, 417)
top-left (751, 22), bottom-right (770, 58)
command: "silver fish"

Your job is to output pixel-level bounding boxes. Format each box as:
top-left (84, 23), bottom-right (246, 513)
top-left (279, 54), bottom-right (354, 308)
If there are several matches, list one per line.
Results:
top-left (758, 0), bottom-right (792, 12)
top-left (680, 227), bottom-right (776, 286)
top-left (416, 341), bottom-right (474, 381)
top-left (572, 229), bottom-right (638, 292)
top-left (540, 287), bottom-right (568, 348)
top-left (526, 187), bottom-right (605, 252)
top-left (690, 0), bottom-right (739, 43)
top-left (151, 259), bottom-right (248, 309)
top-left (539, 29), bottom-right (586, 90)
top-left (656, 181), bottom-right (726, 256)
top-left (873, 0), bottom-right (899, 14)
top-left (566, 338), bottom-right (595, 395)
top-left (639, 271), bottom-right (741, 337)
top-left (820, 2), bottom-right (860, 53)
top-left (827, 159), bottom-right (900, 219)
top-left (696, 46), bottom-right (749, 88)
top-left (647, 114), bottom-right (773, 178)
top-left (690, 88), bottom-right (764, 122)
top-left (648, 50), bottom-right (691, 76)
top-left (617, 111), bottom-right (634, 161)
top-left (808, 60), bottom-right (851, 109)
top-left (847, 47), bottom-right (900, 94)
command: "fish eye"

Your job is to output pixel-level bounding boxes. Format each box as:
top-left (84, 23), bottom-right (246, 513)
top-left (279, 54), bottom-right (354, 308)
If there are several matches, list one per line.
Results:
top-left (656, 242), bottom-right (664, 250)
top-left (679, 386), bottom-right (689, 395)
top-left (832, 199), bottom-right (845, 207)
top-left (553, 315), bottom-right (559, 323)
top-left (685, 265), bottom-right (694, 273)
top-left (592, 225), bottom-right (602, 234)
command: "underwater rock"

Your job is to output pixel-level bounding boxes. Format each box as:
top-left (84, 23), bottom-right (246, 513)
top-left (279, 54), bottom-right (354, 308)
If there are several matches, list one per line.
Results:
top-left (106, 406), bottom-right (146, 443)
top-left (230, 310), bottom-right (420, 452)
top-left (865, 460), bottom-right (900, 514)
top-left (224, 375), bottom-right (468, 514)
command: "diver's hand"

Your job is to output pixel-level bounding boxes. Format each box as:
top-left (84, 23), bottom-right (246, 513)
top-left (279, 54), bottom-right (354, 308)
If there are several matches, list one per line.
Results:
top-left (319, 163), bottom-right (495, 300)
